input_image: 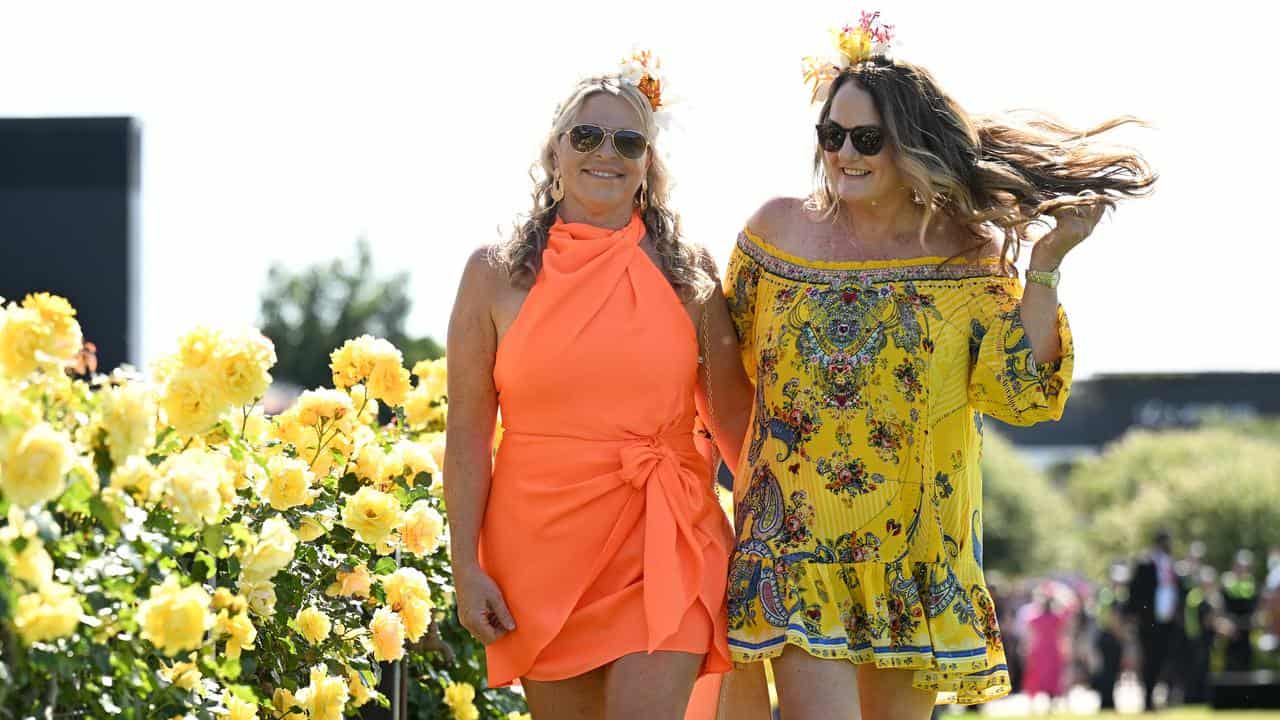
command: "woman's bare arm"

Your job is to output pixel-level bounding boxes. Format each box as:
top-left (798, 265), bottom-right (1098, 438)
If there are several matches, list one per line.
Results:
top-left (444, 247), bottom-right (514, 643)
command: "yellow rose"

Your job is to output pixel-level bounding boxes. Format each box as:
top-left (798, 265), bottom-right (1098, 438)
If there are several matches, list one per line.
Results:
top-left (296, 513), bottom-right (332, 542)
top-left (224, 693), bottom-right (259, 720)
top-left (346, 667), bottom-right (375, 708)
top-left (380, 446), bottom-right (405, 484)
top-left (160, 657), bottom-right (203, 692)
top-left (383, 567), bottom-right (434, 641)
top-left (160, 365), bottom-right (229, 436)
top-left (330, 335), bottom-right (411, 406)
top-left (240, 580), bottom-right (277, 617)
top-left (341, 487), bottom-right (402, 546)
top-left (214, 608), bottom-right (256, 659)
top-left (353, 442), bottom-right (390, 486)
top-left (14, 581), bottom-right (82, 644)
top-left (347, 384), bottom-right (380, 425)
top-left (411, 358), bottom-right (447, 404)
top-left (369, 607), bottom-right (405, 662)
top-left (0, 306), bottom-right (43, 377)
top-left (326, 563), bottom-right (372, 599)
top-left (401, 389), bottom-right (429, 430)
top-left (270, 411), bottom-right (342, 477)
top-left (159, 448), bottom-right (232, 526)
top-left (0, 294), bottom-right (83, 377)
top-left (296, 664), bottom-right (349, 720)
top-left (12, 539), bottom-right (54, 587)
top-left (212, 587), bottom-right (247, 613)
top-left (262, 456), bottom-right (316, 511)
top-left (507, 714), bottom-right (532, 720)
top-left (239, 515), bottom-right (297, 584)
top-left (366, 358), bottom-right (410, 408)
top-left (399, 596), bottom-right (432, 643)
top-left (294, 606), bottom-right (331, 645)
top-left (272, 688), bottom-right (306, 720)
top-left (137, 576), bottom-right (212, 655)
top-left (425, 433), bottom-right (446, 485)
top-left (294, 388), bottom-right (357, 429)
top-left (212, 328), bottom-right (276, 407)
top-left (329, 336), bottom-right (380, 389)
top-left (399, 500), bottom-right (445, 558)
top-left (173, 326), bottom-right (222, 369)
top-left (23, 293), bottom-right (81, 351)
top-left (443, 682), bottom-right (478, 720)
top-left (109, 454), bottom-right (161, 501)
top-left (398, 441), bottom-right (438, 487)
top-left (2, 422), bottom-right (75, 508)
top-left (100, 381), bottom-right (157, 464)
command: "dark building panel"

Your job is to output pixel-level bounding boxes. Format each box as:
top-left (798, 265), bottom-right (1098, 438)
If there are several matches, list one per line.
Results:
top-left (0, 117), bottom-right (139, 373)
top-left (992, 373), bottom-right (1280, 449)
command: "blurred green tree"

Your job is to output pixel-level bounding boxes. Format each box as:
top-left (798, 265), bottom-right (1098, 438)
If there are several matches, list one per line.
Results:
top-left (980, 430), bottom-right (1079, 576)
top-left (259, 239), bottom-right (443, 391)
top-left (1068, 428), bottom-right (1280, 575)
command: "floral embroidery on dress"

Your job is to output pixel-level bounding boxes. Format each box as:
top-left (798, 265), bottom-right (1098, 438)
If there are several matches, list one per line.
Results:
top-left (724, 229), bottom-right (1072, 704)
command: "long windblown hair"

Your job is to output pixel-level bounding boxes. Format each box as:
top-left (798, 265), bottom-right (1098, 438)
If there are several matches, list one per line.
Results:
top-left (809, 57), bottom-right (1157, 262)
top-left (493, 76), bottom-right (714, 301)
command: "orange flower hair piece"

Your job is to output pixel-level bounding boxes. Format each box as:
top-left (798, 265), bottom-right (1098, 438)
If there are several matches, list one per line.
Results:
top-left (619, 49), bottom-right (665, 113)
top-left (802, 10), bottom-right (895, 103)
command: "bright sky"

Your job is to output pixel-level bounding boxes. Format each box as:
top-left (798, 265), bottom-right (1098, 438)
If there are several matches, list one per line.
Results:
top-left (2, 1), bottom-right (1275, 379)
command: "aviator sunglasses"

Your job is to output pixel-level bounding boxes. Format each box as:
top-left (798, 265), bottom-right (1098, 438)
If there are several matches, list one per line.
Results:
top-left (565, 123), bottom-right (649, 160)
top-left (815, 122), bottom-right (886, 156)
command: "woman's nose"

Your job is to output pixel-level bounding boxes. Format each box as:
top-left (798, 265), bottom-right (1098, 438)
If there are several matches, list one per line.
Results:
top-left (838, 136), bottom-right (860, 160)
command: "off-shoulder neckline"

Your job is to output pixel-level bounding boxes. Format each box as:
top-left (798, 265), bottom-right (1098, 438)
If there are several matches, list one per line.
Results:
top-left (740, 227), bottom-right (1004, 271)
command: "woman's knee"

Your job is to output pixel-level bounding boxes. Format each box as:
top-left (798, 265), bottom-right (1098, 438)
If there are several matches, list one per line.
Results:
top-left (855, 665), bottom-right (936, 720)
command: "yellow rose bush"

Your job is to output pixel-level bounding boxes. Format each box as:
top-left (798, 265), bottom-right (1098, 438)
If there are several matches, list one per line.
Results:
top-left (0, 294), bottom-right (527, 718)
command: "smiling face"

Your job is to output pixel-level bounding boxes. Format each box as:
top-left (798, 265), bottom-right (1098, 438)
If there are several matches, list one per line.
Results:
top-left (821, 80), bottom-right (907, 208)
top-left (553, 92), bottom-right (649, 222)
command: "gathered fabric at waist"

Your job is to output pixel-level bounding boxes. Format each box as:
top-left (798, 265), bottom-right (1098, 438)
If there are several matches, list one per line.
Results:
top-left (486, 424), bottom-right (722, 658)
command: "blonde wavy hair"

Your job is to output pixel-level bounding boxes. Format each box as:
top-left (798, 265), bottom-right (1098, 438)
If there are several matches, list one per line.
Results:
top-left (808, 57), bottom-right (1157, 263)
top-left (493, 76), bottom-right (714, 301)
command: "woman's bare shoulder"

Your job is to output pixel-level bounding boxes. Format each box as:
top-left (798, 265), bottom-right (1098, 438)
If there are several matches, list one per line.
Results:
top-left (745, 196), bottom-right (808, 243)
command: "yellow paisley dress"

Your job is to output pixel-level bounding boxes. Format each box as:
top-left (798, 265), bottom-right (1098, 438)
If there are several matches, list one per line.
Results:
top-left (724, 228), bottom-right (1073, 704)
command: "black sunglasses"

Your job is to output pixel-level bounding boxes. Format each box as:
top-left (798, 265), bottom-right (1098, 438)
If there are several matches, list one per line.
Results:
top-left (815, 122), bottom-right (886, 155)
top-left (566, 124), bottom-right (649, 160)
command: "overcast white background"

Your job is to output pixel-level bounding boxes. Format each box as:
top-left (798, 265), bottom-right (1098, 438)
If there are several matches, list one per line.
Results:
top-left (2, 1), bottom-right (1274, 378)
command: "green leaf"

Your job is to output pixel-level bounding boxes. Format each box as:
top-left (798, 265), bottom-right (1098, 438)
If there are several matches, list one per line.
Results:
top-left (192, 551), bottom-right (217, 582)
top-left (89, 495), bottom-right (121, 534)
top-left (202, 525), bottom-right (229, 555)
top-left (57, 474), bottom-right (94, 517)
top-left (374, 557), bottom-right (398, 575)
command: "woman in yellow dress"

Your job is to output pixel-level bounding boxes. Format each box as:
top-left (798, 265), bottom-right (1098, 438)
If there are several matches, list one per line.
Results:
top-left (722, 14), bottom-right (1155, 719)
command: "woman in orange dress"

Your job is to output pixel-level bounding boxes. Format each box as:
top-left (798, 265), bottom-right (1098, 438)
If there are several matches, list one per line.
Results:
top-left (443, 60), bottom-right (763, 719)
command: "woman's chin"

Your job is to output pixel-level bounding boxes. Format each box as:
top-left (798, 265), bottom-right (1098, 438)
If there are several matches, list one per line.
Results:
top-left (567, 191), bottom-right (636, 216)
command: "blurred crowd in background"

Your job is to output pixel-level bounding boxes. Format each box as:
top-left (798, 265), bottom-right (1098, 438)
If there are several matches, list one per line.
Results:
top-left (989, 531), bottom-right (1280, 712)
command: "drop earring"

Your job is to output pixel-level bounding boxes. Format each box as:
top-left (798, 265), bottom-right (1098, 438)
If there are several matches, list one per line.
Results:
top-left (551, 167), bottom-right (564, 202)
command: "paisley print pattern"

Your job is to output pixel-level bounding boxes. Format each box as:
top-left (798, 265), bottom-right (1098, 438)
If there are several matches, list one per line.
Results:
top-left (723, 229), bottom-right (1074, 704)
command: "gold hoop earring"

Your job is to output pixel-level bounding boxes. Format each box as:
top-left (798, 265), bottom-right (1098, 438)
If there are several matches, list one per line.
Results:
top-left (550, 168), bottom-right (564, 202)
top-left (637, 177), bottom-right (649, 211)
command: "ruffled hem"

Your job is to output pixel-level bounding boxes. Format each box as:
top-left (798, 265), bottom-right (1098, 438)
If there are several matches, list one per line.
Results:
top-left (728, 634), bottom-right (1009, 705)
top-left (725, 557), bottom-right (1010, 704)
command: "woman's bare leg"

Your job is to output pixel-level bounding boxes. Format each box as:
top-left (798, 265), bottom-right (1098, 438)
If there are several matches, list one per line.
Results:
top-left (605, 651), bottom-right (703, 720)
top-left (522, 665), bottom-right (608, 720)
top-left (771, 644), bottom-right (860, 720)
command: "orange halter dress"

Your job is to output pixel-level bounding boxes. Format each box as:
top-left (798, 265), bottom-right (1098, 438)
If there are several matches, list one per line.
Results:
top-left (481, 213), bottom-right (734, 687)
